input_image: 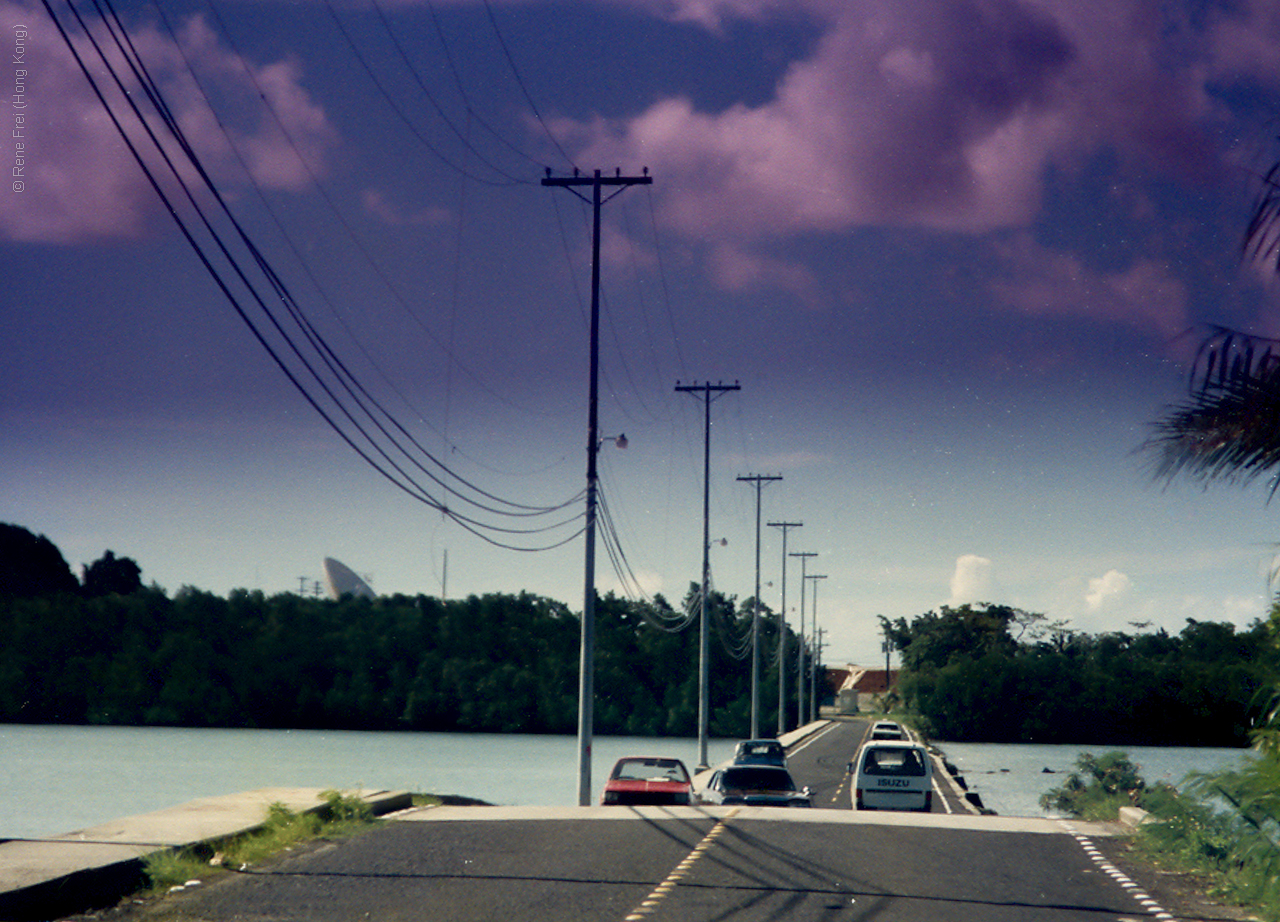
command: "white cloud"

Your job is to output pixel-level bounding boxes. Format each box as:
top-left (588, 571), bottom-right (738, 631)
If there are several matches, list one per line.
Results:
top-left (949, 554), bottom-right (997, 605)
top-left (989, 234), bottom-right (1192, 343)
top-left (1084, 568), bottom-right (1133, 611)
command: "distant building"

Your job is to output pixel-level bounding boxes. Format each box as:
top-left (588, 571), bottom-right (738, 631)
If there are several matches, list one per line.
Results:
top-left (834, 665), bottom-right (898, 714)
top-left (322, 557), bottom-right (375, 600)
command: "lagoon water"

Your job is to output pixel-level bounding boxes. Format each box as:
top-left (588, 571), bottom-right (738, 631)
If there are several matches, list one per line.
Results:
top-left (0, 724), bottom-right (1252, 839)
top-left (936, 740), bottom-right (1250, 817)
top-left (0, 725), bottom-right (742, 840)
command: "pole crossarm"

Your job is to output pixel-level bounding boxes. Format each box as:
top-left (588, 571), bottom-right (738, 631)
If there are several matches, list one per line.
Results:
top-left (543, 166), bottom-right (652, 806)
top-left (542, 167), bottom-right (652, 198)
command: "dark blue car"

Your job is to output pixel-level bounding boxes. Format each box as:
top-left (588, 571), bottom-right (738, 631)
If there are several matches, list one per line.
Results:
top-left (732, 739), bottom-right (787, 767)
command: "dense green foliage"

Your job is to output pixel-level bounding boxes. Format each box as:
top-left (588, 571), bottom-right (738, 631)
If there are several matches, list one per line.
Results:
top-left (0, 525), bottom-right (806, 736)
top-left (0, 524), bottom-right (79, 597)
top-left (885, 604), bottom-right (1278, 745)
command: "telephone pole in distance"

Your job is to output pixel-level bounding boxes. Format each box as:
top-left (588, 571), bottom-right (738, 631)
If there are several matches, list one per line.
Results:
top-left (766, 520), bottom-right (801, 735)
top-left (789, 551), bottom-right (817, 728)
top-left (677, 380), bottom-right (740, 769)
top-left (737, 474), bottom-right (781, 740)
top-left (805, 573), bottom-right (827, 723)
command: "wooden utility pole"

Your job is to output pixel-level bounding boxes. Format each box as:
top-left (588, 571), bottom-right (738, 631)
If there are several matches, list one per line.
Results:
top-left (737, 474), bottom-right (781, 739)
top-left (806, 574), bottom-right (827, 723)
top-left (543, 167), bottom-right (652, 806)
top-left (767, 520), bottom-right (801, 734)
top-left (677, 380), bottom-right (740, 769)
top-left (789, 551), bottom-right (817, 728)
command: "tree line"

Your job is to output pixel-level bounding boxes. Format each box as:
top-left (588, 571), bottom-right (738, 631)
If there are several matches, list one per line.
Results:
top-left (883, 603), bottom-right (1280, 746)
top-left (8, 522), bottom-right (1274, 744)
top-left (0, 524), bottom-right (807, 737)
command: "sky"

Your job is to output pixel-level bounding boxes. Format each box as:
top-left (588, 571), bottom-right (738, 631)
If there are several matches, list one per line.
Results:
top-left (7, 0), bottom-right (1280, 670)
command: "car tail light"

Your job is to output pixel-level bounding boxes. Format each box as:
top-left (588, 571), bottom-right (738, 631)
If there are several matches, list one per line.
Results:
top-left (923, 791), bottom-right (932, 812)
top-left (855, 788), bottom-right (862, 809)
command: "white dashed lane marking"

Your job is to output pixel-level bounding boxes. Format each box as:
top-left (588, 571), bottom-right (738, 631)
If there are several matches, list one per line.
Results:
top-left (1059, 821), bottom-right (1179, 922)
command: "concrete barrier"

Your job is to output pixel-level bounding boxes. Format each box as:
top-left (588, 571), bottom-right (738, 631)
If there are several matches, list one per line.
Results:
top-left (0, 787), bottom-right (410, 921)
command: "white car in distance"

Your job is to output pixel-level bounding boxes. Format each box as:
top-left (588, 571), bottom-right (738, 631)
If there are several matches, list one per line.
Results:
top-left (853, 740), bottom-right (934, 812)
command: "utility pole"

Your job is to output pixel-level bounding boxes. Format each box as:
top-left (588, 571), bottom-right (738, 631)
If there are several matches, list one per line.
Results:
top-left (677, 380), bottom-right (740, 770)
top-left (789, 551), bottom-right (817, 728)
top-left (805, 574), bottom-right (827, 723)
top-left (883, 623), bottom-right (894, 683)
top-left (767, 521), bottom-right (801, 735)
top-left (543, 167), bottom-right (652, 806)
top-left (737, 474), bottom-right (781, 740)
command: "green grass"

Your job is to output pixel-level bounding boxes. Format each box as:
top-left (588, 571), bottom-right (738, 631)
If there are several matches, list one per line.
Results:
top-left (141, 789), bottom-right (378, 895)
top-left (1134, 748), bottom-right (1280, 921)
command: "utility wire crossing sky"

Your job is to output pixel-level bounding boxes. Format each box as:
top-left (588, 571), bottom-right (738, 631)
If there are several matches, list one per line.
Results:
top-left (6, 0), bottom-right (1280, 666)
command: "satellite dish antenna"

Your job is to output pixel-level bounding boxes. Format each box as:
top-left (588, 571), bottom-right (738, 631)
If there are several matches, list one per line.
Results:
top-left (322, 558), bottom-right (375, 600)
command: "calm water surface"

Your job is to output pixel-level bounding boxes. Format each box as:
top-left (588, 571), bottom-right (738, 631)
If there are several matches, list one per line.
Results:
top-left (0, 725), bottom-right (740, 839)
top-left (0, 724), bottom-right (1252, 839)
top-left (937, 740), bottom-right (1251, 818)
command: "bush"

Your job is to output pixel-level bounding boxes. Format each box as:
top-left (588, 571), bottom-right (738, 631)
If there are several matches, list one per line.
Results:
top-left (1039, 751), bottom-right (1148, 820)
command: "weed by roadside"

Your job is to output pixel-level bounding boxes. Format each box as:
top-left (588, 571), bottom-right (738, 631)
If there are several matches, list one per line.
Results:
top-left (142, 789), bottom-right (381, 895)
top-left (1042, 749), bottom-right (1276, 920)
top-left (1039, 751), bottom-right (1168, 821)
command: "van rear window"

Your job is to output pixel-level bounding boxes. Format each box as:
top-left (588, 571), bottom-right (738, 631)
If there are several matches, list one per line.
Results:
top-left (862, 748), bottom-right (927, 777)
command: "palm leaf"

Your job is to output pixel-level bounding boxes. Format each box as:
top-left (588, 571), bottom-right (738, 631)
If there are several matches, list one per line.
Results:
top-left (1145, 327), bottom-right (1280, 497)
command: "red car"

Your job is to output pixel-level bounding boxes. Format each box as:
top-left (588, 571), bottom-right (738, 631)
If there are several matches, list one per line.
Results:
top-left (601, 756), bottom-right (695, 806)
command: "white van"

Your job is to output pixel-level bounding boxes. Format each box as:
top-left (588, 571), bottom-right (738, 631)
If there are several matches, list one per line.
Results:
top-left (853, 741), bottom-right (933, 812)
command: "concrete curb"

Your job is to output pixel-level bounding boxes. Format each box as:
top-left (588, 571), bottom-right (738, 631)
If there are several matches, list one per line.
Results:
top-left (1118, 806), bottom-right (1152, 828)
top-left (0, 787), bottom-right (410, 921)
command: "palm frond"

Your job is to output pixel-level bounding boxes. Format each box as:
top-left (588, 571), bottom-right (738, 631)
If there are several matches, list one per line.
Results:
top-left (1244, 158), bottom-right (1280, 274)
top-left (1145, 327), bottom-right (1280, 497)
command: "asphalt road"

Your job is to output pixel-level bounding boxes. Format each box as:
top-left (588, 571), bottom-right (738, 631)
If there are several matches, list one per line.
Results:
top-left (128, 720), bottom-right (1194, 922)
top-left (150, 808), bottom-right (1169, 922)
top-left (787, 716), bottom-right (971, 813)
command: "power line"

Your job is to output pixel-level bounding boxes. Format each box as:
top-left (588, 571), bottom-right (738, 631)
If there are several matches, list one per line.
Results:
top-left (321, 0), bottom-right (528, 186)
top-left (46, 0), bottom-right (586, 554)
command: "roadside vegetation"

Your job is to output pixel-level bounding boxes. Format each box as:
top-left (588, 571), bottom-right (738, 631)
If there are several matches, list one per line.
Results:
top-left (1043, 745), bottom-right (1280, 920)
top-left (142, 790), bottom-right (379, 894)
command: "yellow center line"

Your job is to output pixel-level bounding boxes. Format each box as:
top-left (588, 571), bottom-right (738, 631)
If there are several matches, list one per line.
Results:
top-left (622, 808), bottom-right (740, 921)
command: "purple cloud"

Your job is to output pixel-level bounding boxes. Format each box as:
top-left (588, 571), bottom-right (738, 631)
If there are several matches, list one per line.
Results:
top-left (0, 3), bottom-right (336, 243)
top-left (563, 0), bottom-right (1239, 279)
